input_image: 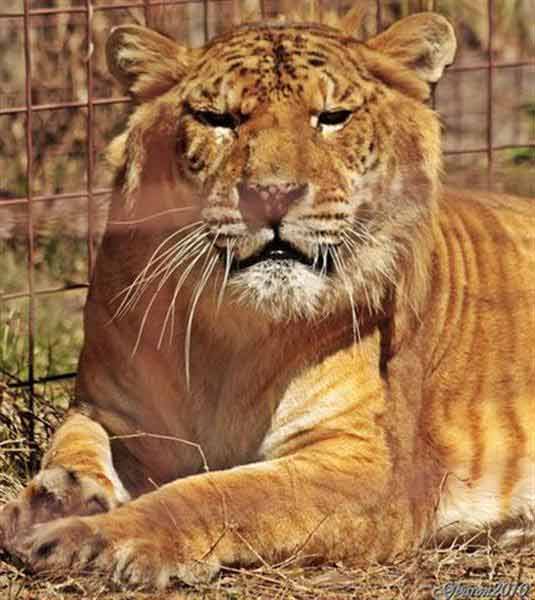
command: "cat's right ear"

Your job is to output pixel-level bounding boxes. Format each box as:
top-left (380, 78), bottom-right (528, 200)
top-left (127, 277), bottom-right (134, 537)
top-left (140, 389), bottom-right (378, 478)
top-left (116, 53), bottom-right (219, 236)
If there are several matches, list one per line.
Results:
top-left (106, 25), bottom-right (193, 100)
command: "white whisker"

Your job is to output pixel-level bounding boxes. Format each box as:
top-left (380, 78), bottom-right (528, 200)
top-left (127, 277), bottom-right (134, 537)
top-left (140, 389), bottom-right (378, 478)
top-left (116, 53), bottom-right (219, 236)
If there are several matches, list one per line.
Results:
top-left (137, 232), bottom-right (210, 300)
top-left (340, 233), bottom-right (372, 316)
top-left (155, 241), bottom-right (212, 350)
top-left (111, 221), bottom-right (205, 319)
top-left (184, 254), bottom-right (219, 389)
top-left (217, 238), bottom-right (235, 313)
top-left (330, 247), bottom-right (361, 358)
top-left (114, 225), bottom-right (208, 320)
top-left (108, 206), bottom-right (197, 226)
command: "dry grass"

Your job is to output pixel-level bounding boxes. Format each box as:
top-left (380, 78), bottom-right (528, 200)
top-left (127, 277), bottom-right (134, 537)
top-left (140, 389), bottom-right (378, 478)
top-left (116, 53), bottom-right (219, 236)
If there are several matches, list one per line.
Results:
top-left (0, 533), bottom-right (534, 599)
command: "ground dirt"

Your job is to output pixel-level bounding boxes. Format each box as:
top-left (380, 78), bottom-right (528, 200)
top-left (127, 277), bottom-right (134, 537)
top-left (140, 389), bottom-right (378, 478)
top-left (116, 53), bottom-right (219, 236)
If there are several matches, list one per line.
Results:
top-left (1, 544), bottom-right (534, 600)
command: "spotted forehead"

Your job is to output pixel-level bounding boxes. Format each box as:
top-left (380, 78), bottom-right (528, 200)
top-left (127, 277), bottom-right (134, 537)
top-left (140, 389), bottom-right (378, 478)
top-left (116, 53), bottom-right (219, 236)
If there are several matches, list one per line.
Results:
top-left (189, 24), bottom-right (372, 106)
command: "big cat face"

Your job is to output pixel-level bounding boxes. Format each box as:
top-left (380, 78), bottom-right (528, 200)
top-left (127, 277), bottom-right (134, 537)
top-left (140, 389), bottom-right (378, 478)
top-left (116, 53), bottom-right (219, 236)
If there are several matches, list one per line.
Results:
top-left (106, 15), bottom-right (454, 320)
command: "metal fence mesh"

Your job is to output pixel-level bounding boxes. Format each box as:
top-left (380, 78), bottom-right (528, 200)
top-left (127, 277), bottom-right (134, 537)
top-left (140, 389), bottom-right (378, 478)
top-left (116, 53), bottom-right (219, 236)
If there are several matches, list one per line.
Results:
top-left (0, 0), bottom-right (533, 461)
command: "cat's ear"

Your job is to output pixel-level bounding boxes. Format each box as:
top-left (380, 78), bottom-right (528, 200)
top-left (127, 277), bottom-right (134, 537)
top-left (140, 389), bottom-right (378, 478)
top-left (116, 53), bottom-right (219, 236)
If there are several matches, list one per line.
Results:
top-left (367, 13), bottom-right (457, 83)
top-left (106, 25), bottom-right (193, 100)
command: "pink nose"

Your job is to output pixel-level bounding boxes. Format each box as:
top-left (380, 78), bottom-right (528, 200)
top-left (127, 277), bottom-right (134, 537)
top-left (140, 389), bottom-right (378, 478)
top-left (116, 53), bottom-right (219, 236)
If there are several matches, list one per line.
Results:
top-left (238, 182), bottom-right (308, 227)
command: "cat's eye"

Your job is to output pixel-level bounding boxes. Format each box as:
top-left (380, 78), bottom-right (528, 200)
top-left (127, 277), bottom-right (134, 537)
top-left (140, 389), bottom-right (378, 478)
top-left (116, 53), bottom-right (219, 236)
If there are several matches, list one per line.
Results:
top-left (194, 110), bottom-right (237, 129)
top-left (317, 110), bottom-right (352, 127)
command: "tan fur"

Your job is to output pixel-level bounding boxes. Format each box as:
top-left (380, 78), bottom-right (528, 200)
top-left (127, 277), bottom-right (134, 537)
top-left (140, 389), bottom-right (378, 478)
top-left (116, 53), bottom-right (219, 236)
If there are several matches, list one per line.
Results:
top-left (1, 9), bottom-right (534, 589)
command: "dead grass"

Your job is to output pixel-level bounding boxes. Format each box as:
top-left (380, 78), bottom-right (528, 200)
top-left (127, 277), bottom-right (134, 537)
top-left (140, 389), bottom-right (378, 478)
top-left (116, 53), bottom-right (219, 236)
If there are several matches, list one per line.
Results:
top-left (0, 538), bottom-right (534, 599)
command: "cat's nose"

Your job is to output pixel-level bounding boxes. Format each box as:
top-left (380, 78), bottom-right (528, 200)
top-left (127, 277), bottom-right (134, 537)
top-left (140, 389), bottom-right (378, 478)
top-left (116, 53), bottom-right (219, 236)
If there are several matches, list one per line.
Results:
top-left (237, 181), bottom-right (309, 227)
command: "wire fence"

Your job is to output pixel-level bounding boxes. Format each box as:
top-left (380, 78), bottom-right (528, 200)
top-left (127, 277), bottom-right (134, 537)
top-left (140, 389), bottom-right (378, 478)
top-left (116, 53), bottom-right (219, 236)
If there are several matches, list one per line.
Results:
top-left (0, 0), bottom-right (533, 464)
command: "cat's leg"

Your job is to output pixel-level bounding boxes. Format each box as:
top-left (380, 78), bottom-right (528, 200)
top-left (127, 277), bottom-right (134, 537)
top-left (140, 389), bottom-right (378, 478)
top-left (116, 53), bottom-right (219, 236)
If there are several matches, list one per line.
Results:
top-left (11, 391), bottom-right (433, 588)
top-left (0, 411), bottom-right (129, 550)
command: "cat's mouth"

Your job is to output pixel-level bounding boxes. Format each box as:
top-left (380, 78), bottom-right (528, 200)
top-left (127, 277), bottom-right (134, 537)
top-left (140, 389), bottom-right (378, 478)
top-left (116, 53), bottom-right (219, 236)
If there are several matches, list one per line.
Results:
top-left (229, 237), bottom-right (332, 273)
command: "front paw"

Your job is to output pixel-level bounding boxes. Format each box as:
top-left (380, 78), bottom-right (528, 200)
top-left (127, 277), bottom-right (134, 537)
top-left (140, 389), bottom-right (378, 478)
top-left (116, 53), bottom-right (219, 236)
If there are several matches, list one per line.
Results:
top-left (15, 514), bottom-right (220, 590)
top-left (0, 466), bottom-right (120, 553)
top-left (14, 516), bottom-right (106, 574)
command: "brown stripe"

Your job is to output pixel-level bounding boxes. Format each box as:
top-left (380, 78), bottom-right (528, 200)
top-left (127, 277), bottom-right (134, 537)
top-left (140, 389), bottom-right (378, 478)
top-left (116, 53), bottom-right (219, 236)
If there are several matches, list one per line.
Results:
top-left (491, 211), bottom-right (527, 512)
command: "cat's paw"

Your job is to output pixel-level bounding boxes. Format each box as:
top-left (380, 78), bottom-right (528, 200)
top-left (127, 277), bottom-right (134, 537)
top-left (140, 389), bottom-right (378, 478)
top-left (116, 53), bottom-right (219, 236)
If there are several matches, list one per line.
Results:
top-left (0, 466), bottom-right (121, 552)
top-left (12, 513), bottom-right (220, 589)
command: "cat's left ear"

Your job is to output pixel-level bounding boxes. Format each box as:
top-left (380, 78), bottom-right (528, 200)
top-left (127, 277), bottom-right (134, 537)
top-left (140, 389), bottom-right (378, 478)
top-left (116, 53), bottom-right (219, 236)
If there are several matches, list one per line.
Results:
top-left (367, 12), bottom-right (457, 83)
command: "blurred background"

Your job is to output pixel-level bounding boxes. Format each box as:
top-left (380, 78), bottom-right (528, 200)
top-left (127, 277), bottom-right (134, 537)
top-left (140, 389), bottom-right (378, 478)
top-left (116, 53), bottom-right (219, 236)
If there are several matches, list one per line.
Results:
top-left (0, 0), bottom-right (533, 475)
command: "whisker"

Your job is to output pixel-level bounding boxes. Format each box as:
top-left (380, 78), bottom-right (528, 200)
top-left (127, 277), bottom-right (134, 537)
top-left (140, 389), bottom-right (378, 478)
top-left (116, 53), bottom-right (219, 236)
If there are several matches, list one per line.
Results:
top-left (108, 206), bottom-right (197, 226)
top-left (114, 242), bottom-right (186, 318)
top-left (154, 240), bottom-right (212, 349)
top-left (320, 245), bottom-right (329, 278)
top-left (134, 241), bottom-right (211, 356)
top-left (113, 224), bottom-right (208, 320)
top-left (312, 244), bottom-right (320, 272)
top-left (340, 233), bottom-right (372, 316)
top-left (111, 221), bottom-right (204, 309)
top-left (330, 246), bottom-right (361, 358)
top-left (184, 254), bottom-right (219, 389)
top-left (217, 238), bottom-right (235, 313)
top-left (342, 229), bottom-right (421, 321)
top-left (131, 231), bottom-right (210, 307)
top-left (168, 232), bottom-right (220, 346)
top-left (345, 226), bottom-right (374, 246)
